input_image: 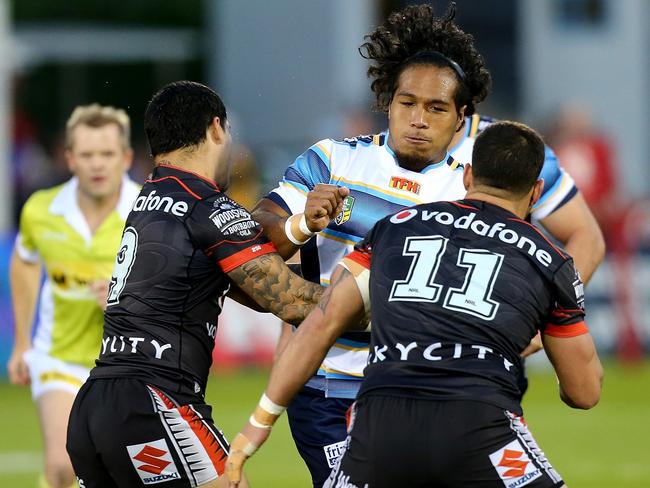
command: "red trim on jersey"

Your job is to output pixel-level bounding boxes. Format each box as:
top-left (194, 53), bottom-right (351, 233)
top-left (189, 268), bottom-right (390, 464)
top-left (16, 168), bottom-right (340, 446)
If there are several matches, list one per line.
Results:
top-left (345, 249), bottom-right (371, 270)
top-left (156, 164), bottom-right (221, 190)
top-left (145, 176), bottom-right (204, 200)
top-left (205, 229), bottom-right (269, 255)
top-left (218, 242), bottom-right (277, 273)
top-left (449, 201), bottom-right (478, 211)
top-left (508, 218), bottom-right (567, 259)
top-left (544, 321), bottom-right (589, 338)
top-left (178, 404), bottom-right (227, 475)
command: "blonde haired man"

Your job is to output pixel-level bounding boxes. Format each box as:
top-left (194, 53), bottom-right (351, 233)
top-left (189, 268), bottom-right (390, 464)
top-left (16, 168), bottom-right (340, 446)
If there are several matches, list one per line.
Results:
top-left (7, 104), bottom-right (140, 488)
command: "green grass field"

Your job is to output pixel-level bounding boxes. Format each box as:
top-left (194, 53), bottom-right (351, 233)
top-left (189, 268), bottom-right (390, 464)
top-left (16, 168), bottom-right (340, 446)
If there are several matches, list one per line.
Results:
top-left (1, 361), bottom-right (648, 487)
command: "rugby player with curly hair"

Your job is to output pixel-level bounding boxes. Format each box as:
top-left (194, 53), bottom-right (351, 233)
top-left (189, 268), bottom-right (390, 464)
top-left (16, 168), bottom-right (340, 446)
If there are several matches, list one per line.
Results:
top-left (250, 4), bottom-right (603, 486)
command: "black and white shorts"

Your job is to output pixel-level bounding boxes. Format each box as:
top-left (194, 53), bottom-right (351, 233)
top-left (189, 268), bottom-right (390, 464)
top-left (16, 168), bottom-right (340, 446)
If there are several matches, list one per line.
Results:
top-left (67, 378), bottom-right (230, 488)
top-left (325, 394), bottom-right (564, 488)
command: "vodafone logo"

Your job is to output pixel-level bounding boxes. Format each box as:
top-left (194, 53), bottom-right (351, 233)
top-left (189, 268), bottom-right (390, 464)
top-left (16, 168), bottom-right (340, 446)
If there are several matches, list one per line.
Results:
top-left (127, 439), bottom-right (180, 484)
top-left (389, 209), bottom-right (418, 224)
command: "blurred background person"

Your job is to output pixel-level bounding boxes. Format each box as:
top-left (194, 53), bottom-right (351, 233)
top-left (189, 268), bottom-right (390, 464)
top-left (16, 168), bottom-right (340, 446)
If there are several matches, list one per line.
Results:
top-left (6, 104), bottom-right (138, 488)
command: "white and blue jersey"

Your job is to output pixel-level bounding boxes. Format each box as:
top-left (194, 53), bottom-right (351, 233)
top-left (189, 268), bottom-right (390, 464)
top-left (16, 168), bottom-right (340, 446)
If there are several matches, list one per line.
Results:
top-left (268, 121), bottom-right (578, 399)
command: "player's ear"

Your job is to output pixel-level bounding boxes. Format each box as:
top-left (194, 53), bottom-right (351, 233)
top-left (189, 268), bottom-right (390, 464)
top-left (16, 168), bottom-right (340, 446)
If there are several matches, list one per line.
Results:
top-left (463, 163), bottom-right (473, 191)
top-left (530, 178), bottom-right (544, 207)
top-left (65, 148), bottom-right (76, 173)
top-left (207, 117), bottom-right (226, 145)
top-left (456, 106), bottom-right (467, 132)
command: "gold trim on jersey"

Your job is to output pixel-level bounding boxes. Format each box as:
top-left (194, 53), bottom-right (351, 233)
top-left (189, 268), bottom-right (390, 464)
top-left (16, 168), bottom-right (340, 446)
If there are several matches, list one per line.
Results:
top-left (469, 113), bottom-right (481, 137)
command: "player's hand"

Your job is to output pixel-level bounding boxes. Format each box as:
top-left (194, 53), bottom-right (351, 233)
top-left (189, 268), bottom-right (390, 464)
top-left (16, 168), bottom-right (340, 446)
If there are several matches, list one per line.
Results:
top-left (304, 185), bottom-right (350, 232)
top-left (7, 346), bottom-right (30, 386)
top-left (521, 331), bottom-right (543, 358)
top-left (90, 280), bottom-right (110, 311)
top-left (226, 420), bottom-right (272, 487)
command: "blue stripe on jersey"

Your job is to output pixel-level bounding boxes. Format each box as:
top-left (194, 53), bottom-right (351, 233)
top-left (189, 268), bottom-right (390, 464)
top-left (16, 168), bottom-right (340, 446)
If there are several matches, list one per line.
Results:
top-left (280, 177), bottom-right (310, 193)
top-left (266, 191), bottom-right (292, 214)
top-left (284, 148), bottom-right (331, 191)
top-left (335, 337), bottom-right (369, 348)
top-left (328, 189), bottom-right (407, 239)
top-left (321, 227), bottom-right (363, 245)
top-left (537, 147), bottom-right (563, 201)
top-left (535, 171), bottom-right (564, 208)
top-left (557, 186), bottom-right (578, 210)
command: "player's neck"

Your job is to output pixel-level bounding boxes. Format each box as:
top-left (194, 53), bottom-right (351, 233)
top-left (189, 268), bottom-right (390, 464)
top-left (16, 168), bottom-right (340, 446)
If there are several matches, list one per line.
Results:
top-left (76, 186), bottom-right (121, 234)
top-left (464, 190), bottom-right (530, 219)
top-left (155, 149), bottom-right (216, 183)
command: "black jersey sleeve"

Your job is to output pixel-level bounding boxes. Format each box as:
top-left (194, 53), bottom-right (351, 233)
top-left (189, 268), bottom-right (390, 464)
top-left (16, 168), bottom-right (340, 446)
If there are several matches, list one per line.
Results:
top-left (344, 221), bottom-right (382, 269)
top-left (186, 194), bottom-right (277, 272)
top-left (542, 259), bottom-right (588, 338)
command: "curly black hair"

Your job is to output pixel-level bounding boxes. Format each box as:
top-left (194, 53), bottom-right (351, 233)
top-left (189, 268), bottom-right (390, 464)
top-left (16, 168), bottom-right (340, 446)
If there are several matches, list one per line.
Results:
top-left (359, 3), bottom-right (491, 115)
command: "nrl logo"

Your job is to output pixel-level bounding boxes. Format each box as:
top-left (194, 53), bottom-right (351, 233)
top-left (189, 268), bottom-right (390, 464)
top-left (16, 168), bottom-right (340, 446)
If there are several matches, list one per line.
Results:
top-left (335, 196), bottom-right (355, 225)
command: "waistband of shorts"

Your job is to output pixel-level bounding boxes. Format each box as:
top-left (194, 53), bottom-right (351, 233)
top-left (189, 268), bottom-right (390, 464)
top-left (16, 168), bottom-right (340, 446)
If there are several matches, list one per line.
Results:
top-left (306, 375), bottom-right (361, 399)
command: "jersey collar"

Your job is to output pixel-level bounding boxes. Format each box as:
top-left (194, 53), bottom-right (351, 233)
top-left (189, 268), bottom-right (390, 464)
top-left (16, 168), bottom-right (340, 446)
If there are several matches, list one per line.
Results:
top-left (49, 175), bottom-right (139, 244)
top-left (152, 164), bottom-right (221, 191)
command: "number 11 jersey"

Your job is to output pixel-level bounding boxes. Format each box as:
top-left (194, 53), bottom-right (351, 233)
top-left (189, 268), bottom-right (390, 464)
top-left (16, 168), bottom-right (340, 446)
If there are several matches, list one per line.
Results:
top-left (346, 199), bottom-right (588, 413)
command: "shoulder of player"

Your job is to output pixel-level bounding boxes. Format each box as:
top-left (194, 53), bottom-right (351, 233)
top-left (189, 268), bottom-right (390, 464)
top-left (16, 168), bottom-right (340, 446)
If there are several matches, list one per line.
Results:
top-left (189, 193), bottom-right (254, 227)
top-left (21, 181), bottom-right (69, 218)
top-left (503, 216), bottom-right (573, 270)
top-left (331, 133), bottom-right (385, 148)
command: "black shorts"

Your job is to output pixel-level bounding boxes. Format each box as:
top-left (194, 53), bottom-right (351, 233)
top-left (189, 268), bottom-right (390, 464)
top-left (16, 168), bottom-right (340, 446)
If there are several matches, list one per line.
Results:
top-left (286, 386), bottom-right (354, 487)
top-left (325, 394), bottom-right (564, 488)
top-left (67, 378), bottom-right (230, 488)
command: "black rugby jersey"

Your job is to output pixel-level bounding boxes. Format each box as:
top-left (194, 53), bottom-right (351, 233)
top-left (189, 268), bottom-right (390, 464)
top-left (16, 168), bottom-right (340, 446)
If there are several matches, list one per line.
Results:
top-left (346, 199), bottom-right (587, 413)
top-left (90, 165), bottom-right (276, 395)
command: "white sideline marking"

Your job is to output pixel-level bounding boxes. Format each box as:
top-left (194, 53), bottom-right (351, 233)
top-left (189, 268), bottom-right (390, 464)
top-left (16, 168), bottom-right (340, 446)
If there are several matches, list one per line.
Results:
top-left (0, 451), bottom-right (42, 473)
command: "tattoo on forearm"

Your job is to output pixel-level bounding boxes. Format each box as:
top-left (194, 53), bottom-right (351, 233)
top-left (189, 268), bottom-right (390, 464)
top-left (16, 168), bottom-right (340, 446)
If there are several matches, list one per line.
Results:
top-left (229, 254), bottom-right (324, 325)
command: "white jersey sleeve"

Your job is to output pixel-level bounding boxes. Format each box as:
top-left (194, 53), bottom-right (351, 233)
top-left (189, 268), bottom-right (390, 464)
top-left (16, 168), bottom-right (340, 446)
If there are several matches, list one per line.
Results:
top-left (267, 139), bottom-right (334, 215)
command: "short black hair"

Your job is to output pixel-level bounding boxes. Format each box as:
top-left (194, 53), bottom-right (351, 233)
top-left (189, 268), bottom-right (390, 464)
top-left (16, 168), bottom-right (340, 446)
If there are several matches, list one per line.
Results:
top-left (144, 81), bottom-right (227, 157)
top-left (359, 3), bottom-right (491, 115)
top-left (472, 121), bottom-right (545, 196)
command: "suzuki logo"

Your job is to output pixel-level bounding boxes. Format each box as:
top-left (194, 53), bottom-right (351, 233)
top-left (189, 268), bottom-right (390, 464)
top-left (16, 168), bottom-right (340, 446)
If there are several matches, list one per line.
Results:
top-left (133, 445), bottom-right (171, 475)
top-left (497, 449), bottom-right (529, 478)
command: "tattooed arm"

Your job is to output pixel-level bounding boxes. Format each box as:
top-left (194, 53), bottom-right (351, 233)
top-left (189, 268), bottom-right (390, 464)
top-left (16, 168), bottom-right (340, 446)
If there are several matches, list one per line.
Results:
top-left (227, 253), bottom-right (323, 325)
top-left (226, 265), bottom-right (366, 484)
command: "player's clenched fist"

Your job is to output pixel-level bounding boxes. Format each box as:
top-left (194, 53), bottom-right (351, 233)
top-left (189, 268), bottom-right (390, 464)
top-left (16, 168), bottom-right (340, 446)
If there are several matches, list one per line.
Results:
top-left (226, 393), bottom-right (286, 487)
top-left (304, 184), bottom-right (350, 233)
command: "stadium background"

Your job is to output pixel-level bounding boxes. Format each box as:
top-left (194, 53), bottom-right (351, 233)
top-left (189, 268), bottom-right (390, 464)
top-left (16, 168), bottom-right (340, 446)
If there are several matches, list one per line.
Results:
top-left (0, 0), bottom-right (648, 486)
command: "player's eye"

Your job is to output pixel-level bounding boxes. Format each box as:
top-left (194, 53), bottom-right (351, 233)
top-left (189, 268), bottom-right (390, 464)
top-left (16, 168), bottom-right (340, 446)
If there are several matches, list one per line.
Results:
top-left (400, 100), bottom-right (415, 107)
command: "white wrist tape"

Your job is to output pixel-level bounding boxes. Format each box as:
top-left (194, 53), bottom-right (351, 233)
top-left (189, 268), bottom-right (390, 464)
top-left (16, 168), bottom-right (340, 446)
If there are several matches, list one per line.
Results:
top-left (284, 215), bottom-right (310, 246)
top-left (298, 214), bottom-right (315, 237)
top-left (249, 414), bottom-right (273, 430)
top-left (259, 393), bottom-right (287, 416)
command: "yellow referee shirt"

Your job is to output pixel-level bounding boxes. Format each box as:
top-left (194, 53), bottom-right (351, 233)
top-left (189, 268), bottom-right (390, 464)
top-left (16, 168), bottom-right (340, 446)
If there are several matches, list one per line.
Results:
top-left (15, 176), bottom-right (140, 368)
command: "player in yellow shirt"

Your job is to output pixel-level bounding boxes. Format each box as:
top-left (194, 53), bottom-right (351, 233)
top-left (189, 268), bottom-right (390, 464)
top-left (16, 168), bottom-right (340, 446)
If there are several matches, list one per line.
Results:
top-left (7, 104), bottom-right (140, 488)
